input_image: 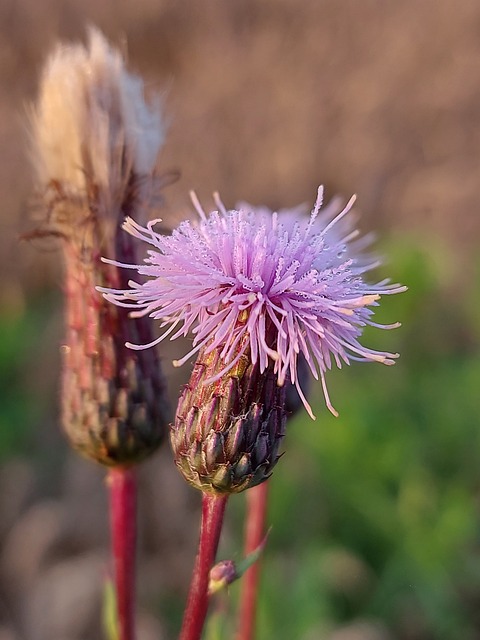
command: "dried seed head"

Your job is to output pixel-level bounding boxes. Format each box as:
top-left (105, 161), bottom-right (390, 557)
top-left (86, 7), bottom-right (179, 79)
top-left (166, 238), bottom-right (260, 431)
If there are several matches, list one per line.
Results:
top-left (31, 27), bottom-right (164, 225)
top-left (30, 29), bottom-right (169, 466)
top-left (172, 334), bottom-right (287, 494)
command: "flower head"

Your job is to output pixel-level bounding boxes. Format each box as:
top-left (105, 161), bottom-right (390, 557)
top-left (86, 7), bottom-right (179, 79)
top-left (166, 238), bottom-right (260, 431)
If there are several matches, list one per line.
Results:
top-left (29, 29), bottom-right (169, 465)
top-left (31, 27), bottom-right (164, 229)
top-left (100, 186), bottom-right (405, 419)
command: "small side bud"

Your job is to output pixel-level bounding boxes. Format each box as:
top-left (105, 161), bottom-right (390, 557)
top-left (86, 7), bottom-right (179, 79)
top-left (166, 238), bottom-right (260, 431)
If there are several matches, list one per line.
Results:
top-left (208, 529), bottom-right (270, 595)
top-left (208, 560), bottom-right (237, 595)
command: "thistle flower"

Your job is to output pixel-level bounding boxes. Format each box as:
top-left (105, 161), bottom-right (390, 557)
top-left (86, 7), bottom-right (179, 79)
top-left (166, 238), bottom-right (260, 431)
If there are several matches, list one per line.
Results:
top-left (98, 187), bottom-right (405, 492)
top-left (100, 187), bottom-right (405, 420)
top-left (30, 28), bottom-right (169, 465)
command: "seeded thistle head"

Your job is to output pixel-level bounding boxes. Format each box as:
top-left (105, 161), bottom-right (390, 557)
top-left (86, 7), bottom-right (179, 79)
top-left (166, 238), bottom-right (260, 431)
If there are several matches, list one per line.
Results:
top-left (30, 29), bottom-right (169, 466)
top-left (31, 27), bottom-right (164, 220)
top-left (99, 187), bottom-right (405, 489)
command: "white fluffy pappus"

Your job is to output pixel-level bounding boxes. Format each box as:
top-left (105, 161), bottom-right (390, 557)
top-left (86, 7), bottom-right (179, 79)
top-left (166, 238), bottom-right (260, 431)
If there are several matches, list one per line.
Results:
top-left (31, 27), bottom-right (164, 216)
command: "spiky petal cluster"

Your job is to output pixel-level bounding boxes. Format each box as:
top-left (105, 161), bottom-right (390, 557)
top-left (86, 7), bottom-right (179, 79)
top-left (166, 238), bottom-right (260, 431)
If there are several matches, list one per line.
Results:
top-left (100, 187), bottom-right (405, 418)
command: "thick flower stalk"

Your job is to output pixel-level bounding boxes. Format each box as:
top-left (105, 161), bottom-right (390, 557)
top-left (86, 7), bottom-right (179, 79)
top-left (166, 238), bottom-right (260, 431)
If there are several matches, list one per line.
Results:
top-left (30, 29), bottom-right (169, 640)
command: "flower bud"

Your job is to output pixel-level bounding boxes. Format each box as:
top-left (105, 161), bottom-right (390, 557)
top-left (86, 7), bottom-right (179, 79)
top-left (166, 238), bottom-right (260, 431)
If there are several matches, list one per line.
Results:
top-left (208, 560), bottom-right (237, 595)
top-left (208, 527), bottom-right (270, 594)
top-left (172, 337), bottom-right (287, 494)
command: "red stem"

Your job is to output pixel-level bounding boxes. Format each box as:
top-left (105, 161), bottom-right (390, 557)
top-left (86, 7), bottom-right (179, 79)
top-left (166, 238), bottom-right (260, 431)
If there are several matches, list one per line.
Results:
top-left (180, 493), bottom-right (229, 640)
top-left (236, 481), bottom-right (269, 640)
top-left (108, 467), bottom-right (137, 640)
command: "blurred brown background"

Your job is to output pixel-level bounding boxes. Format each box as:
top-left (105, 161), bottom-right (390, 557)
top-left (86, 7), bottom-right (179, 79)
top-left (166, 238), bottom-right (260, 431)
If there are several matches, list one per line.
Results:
top-left (0, 1), bottom-right (479, 639)
top-left (3, 0), bottom-right (479, 270)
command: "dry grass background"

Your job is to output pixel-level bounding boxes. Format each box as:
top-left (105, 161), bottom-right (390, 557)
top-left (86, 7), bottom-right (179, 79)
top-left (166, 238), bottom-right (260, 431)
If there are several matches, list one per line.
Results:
top-left (0, 1), bottom-right (479, 638)
top-left (3, 0), bottom-right (479, 280)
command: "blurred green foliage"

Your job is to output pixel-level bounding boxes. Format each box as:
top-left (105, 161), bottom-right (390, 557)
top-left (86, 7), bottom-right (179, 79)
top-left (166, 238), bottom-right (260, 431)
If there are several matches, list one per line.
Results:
top-left (102, 577), bottom-right (120, 640)
top-left (0, 292), bottom-right (54, 458)
top-left (229, 239), bottom-right (480, 639)
top-left (2, 239), bottom-right (480, 639)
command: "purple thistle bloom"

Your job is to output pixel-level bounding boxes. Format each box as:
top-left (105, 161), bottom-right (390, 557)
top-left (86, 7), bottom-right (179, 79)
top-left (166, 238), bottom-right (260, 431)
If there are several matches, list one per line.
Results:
top-left (99, 186), bottom-right (405, 418)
